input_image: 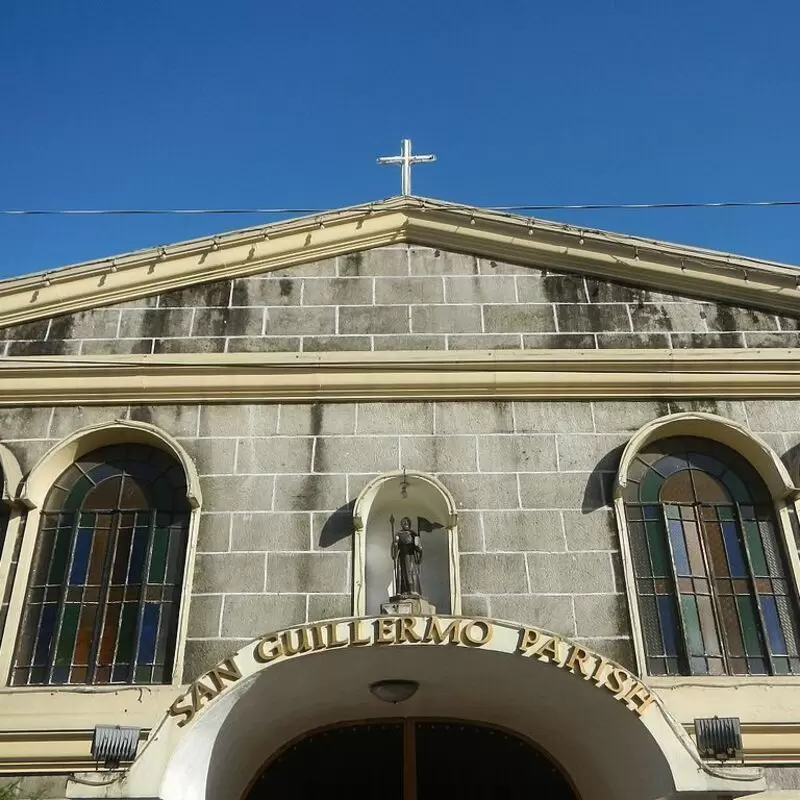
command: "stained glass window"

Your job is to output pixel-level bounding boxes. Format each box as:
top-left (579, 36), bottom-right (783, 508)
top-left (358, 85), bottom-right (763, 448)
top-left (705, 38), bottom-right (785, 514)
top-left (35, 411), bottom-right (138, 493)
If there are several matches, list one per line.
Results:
top-left (12, 444), bottom-right (189, 686)
top-left (624, 436), bottom-right (800, 676)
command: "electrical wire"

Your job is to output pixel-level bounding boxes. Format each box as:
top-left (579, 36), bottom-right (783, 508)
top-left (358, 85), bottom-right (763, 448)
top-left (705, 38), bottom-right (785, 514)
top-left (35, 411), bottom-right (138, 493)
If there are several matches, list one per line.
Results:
top-left (2, 199), bottom-right (800, 215)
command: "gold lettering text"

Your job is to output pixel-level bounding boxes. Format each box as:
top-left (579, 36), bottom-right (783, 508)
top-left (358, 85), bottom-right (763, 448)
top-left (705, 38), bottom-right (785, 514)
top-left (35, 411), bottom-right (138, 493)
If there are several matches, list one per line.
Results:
top-left (537, 636), bottom-right (563, 664)
top-left (374, 618), bottom-right (396, 644)
top-left (255, 635), bottom-right (282, 663)
top-left (167, 619), bottom-right (658, 727)
top-left (207, 657), bottom-right (242, 692)
top-left (460, 620), bottom-right (492, 647)
top-left (516, 627), bottom-right (549, 656)
top-left (602, 667), bottom-right (633, 698)
top-left (310, 624), bottom-right (325, 650)
top-left (349, 619), bottom-right (371, 646)
top-left (565, 646), bottom-right (596, 679)
top-left (324, 622), bottom-right (348, 648)
top-left (422, 617), bottom-right (461, 645)
top-left (623, 682), bottom-right (657, 716)
top-left (280, 628), bottom-right (311, 656)
top-left (591, 656), bottom-right (613, 687)
top-left (169, 695), bottom-right (194, 728)
top-left (396, 617), bottom-right (421, 644)
top-left (190, 680), bottom-right (217, 716)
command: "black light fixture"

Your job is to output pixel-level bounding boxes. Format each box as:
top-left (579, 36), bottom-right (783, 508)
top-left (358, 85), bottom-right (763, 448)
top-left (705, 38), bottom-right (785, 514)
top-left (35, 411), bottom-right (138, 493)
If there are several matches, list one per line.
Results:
top-left (694, 717), bottom-right (743, 762)
top-left (369, 679), bottom-right (419, 704)
top-left (91, 725), bottom-right (141, 769)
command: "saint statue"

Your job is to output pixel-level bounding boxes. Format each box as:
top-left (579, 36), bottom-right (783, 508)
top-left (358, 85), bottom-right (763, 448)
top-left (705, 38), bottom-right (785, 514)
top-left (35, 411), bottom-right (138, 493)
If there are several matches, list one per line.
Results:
top-left (390, 515), bottom-right (423, 598)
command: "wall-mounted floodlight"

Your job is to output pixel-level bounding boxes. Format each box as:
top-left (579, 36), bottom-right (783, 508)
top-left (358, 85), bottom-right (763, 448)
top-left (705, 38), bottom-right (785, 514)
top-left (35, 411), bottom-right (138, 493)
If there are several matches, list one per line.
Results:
top-left (694, 717), bottom-right (743, 762)
top-left (91, 725), bottom-right (141, 769)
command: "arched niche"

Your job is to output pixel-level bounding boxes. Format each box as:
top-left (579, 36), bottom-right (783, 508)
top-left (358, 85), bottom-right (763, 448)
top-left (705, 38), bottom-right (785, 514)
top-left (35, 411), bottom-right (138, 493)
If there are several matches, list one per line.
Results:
top-left (353, 471), bottom-right (459, 616)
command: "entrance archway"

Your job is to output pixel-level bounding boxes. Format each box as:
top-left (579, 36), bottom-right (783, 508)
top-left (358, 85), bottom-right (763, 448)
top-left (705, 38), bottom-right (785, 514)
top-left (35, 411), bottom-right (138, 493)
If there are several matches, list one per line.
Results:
top-left (244, 719), bottom-right (578, 800)
top-left (125, 616), bottom-right (767, 800)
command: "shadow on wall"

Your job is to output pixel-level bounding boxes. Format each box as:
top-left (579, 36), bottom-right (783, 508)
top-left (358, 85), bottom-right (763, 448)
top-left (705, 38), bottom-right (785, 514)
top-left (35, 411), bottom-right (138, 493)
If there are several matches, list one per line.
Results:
top-left (581, 444), bottom-right (625, 514)
top-left (781, 441), bottom-right (800, 482)
top-left (318, 500), bottom-right (355, 549)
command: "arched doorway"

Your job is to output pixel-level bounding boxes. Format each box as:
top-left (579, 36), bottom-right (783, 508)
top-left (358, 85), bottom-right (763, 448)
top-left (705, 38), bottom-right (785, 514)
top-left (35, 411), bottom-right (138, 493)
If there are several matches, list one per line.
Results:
top-left (244, 719), bottom-right (578, 800)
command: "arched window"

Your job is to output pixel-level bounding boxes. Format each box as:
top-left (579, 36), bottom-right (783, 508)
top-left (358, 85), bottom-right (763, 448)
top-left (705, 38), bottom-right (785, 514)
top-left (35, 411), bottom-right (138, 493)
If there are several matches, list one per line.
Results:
top-left (11, 444), bottom-right (189, 686)
top-left (623, 436), bottom-right (800, 677)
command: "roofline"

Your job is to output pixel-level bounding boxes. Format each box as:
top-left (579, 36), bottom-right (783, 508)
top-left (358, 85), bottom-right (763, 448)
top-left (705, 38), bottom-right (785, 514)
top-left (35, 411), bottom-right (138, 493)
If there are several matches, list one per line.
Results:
top-left (0, 195), bottom-right (798, 326)
top-left (6, 194), bottom-right (798, 283)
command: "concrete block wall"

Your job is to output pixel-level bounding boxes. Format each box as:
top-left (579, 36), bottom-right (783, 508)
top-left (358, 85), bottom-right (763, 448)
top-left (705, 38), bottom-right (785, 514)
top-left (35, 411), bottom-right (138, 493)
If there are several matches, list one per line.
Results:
top-left (1, 398), bottom-right (799, 680)
top-left (1, 245), bottom-right (798, 355)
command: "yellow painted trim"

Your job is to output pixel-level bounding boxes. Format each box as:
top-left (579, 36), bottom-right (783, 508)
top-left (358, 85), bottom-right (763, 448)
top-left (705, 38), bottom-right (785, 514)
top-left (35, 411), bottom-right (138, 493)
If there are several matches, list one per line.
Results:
top-left (0, 349), bottom-right (799, 403)
top-left (615, 412), bottom-right (796, 500)
top-left (4, 722), bottom-right (800, 775)
top-left (19, 419), bottom-right (202, 509)
top-left (685, 722), bottom-right (800, 765)
top-left (0, 420), bottom-right (203, 687)
top-left (0, 197), bottom-right (799, 326)
top-left (0, 446), bottom-right (24, 659)
top-left (0, 728), bottom-right (149, 774)
top-left (404, 210), bottom-right (800, 315)
top-left (0, 209), bottom-right (409, 326)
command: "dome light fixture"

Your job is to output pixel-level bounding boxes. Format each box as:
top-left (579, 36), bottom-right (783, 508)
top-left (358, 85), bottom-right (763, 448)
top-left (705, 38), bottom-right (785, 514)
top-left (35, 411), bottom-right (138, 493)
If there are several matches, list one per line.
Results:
top-left (369, 679), bottom-right (419, 704)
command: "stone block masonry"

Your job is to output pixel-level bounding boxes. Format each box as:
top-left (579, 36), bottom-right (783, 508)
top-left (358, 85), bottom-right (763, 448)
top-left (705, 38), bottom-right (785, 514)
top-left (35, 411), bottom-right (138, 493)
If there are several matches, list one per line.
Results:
top-left (2, 245), bottom-right (800, 356)
top-left (2, 396), bottom-right (797, 680)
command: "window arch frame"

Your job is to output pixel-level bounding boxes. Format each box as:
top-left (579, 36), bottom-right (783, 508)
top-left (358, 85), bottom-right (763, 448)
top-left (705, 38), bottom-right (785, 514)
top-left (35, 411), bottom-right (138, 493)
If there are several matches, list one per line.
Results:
top-left (613, 411), bottom-right (800, 679)
top-left (0, 444), bottom-right (25, 649)
top-left (0, 420), bottom-right (202, 687)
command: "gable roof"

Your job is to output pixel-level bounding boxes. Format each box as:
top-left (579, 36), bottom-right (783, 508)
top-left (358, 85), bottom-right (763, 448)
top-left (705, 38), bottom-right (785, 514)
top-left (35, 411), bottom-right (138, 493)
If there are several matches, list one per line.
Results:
top-left (0, 195), bottom-right (798, 326)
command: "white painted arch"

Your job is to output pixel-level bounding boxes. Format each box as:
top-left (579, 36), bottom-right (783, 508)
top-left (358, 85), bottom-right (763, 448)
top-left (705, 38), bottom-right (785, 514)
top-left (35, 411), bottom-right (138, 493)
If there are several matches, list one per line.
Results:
top-left (613, 411), bottom-right (796, 502)
top-left (99, 616), bottom-right (765, 800)
top-left (19, 418), bottom-right (202, 510)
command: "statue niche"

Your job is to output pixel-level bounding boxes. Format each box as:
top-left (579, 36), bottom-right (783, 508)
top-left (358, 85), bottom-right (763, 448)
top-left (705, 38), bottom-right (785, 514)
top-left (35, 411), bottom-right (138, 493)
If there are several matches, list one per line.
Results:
top-left (353, 471), bottom-right (460, 616)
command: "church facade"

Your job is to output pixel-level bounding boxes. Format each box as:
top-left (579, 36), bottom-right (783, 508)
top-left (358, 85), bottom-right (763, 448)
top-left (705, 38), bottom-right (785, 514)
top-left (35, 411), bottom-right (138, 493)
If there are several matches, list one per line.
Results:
top-left (0, 196), bottom-right (798, 797)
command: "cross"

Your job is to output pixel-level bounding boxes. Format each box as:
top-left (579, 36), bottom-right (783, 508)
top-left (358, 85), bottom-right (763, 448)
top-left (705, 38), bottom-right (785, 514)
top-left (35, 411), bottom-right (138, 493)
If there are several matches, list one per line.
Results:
top-left (377, 139), bottom-right (436, 196)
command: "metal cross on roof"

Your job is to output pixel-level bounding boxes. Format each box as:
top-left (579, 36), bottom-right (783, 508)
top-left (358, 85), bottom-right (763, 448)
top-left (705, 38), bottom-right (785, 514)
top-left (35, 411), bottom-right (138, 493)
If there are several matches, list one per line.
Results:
top-left (377, 139), bottom-right (436, 196)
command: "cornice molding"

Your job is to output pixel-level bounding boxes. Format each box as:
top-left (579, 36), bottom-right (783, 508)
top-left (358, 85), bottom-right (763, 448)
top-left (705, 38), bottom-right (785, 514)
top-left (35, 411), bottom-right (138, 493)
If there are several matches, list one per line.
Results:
top-left (0, 728), bottom-right (149, 774)
top-left (403, 212), bottom-right (800, 315)
top-left (0, 208), bottom-right (409, 327)
top-left (0, 197), bottom-right (798, 327)
top-left (0, 349), bottom-right (799, 404)
top-left (0, 721), bottom-right (798, 774)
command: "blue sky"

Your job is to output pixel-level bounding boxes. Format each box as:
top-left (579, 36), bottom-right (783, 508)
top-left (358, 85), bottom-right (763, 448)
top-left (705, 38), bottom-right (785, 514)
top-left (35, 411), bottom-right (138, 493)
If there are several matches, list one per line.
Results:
top-left (1, 1), bottom-right (798, 276)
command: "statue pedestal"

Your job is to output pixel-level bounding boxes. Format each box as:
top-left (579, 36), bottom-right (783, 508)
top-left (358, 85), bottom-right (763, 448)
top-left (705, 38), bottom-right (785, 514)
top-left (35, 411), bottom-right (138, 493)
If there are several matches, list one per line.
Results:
top-left (380, 595), bottom-right (436, 616)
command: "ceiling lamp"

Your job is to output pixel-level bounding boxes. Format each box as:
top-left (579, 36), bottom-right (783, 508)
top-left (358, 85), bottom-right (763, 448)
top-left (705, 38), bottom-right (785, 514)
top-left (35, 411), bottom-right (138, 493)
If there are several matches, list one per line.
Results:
top-left (369, 679), bottom-right (420, 704)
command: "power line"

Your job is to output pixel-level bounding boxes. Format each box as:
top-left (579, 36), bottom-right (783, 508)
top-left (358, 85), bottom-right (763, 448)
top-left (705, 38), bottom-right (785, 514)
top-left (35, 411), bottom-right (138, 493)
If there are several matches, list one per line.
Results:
top-left (496, 199), bottom-right (800, 211)
top-left (2, 199), bottom-right (800, 216)
top-left (0, 208), bottom-right (320, 216)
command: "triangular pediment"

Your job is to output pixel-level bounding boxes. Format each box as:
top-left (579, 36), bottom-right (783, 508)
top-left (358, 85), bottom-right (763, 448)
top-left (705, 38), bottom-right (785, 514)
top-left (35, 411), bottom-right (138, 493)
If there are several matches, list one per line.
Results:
top-left (0, 196), bottom-right (797, 328)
